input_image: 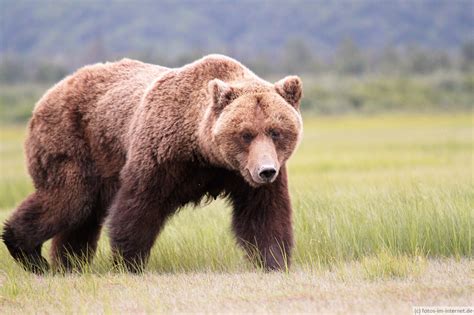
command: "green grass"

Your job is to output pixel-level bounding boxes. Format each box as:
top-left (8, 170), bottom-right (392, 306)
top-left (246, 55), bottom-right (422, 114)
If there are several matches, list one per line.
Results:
top-left (0, 84), bottom-right (49, 123)
top-left (0, 113), bottom-right (472, 270)
top-left (0, 113), bottom-right (472, 312)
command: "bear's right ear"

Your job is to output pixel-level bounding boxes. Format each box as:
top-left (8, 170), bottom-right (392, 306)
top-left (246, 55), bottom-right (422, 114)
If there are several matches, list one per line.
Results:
top-left (208, 79), bottom-right (236, 113)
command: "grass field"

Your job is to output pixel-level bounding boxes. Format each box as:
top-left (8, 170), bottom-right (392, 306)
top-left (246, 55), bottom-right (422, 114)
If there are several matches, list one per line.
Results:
top-left (0, 113), bottom-right (472, 313)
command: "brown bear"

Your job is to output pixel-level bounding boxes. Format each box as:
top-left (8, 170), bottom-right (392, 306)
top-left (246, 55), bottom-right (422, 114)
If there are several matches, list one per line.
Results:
top-left (2, 54), bottom-right (303, 273)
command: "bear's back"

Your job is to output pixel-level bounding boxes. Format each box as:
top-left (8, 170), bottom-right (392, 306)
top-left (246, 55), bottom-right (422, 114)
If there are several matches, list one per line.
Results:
top-left (32, 58), bottom-right (168, 124)
top-left (27, 59), bottom-right (170, 178)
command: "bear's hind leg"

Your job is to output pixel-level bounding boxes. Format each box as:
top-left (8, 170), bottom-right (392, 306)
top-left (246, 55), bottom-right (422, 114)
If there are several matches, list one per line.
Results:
top-left (2, 193), bottom-right (50, 274)
top-left (2, 160), bottom-right (99, 274)
top-left (50, 203), bottom-right (106, 272)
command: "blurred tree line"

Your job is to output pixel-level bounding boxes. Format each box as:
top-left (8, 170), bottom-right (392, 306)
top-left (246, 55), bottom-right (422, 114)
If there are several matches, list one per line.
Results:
top-left (1, 38), bottom-right (474, 84)
top-left (1, 0), bottom-right (472, 121)
top-left (0, 37), bottom-right (473, 122)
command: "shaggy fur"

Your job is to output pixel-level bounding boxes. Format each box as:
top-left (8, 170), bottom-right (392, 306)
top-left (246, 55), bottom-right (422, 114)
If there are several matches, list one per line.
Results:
top-left (2, 54), bottom-right (303, 273)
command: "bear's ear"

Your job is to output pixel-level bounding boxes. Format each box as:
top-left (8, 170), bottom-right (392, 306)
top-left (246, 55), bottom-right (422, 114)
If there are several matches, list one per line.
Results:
top-left (275, 76), bottom-right (303, 109)
top-left (208, 79), bottom-right (237, 113)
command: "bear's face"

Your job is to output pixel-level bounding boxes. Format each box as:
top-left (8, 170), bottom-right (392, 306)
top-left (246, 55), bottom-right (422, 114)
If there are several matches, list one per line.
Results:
top-left (206, 76), bottom-right (303, 187)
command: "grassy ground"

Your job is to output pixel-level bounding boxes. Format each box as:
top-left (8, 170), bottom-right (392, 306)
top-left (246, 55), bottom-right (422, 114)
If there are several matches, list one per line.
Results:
top-left (0, 113), bottom-right (472, 313)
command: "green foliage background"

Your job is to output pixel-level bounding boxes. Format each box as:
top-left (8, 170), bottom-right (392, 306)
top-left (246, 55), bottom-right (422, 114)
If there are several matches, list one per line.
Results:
top-left (1, 0), bottom-right (473, 121)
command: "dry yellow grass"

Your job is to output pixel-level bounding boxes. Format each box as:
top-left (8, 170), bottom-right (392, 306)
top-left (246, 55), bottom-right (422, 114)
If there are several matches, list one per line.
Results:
top-left (0, 259), bottom-right (472, 314)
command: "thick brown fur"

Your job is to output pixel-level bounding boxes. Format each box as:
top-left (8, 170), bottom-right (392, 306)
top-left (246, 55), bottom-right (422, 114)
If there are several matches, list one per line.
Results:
top-left (2, 55), bottom-right (303, 273)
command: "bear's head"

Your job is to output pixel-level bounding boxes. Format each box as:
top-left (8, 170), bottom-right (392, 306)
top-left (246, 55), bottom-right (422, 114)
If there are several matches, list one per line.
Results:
top-left (200, 76), bottom-right (303, 187)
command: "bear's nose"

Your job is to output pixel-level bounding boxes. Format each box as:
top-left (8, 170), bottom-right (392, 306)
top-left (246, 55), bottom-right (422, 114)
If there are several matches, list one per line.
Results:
top-left (258, 167), bottom-right (277, 182)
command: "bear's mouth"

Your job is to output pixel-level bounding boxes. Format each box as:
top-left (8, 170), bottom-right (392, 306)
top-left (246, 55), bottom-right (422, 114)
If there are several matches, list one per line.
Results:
top-left (243, 169), bottom-right (262, 187)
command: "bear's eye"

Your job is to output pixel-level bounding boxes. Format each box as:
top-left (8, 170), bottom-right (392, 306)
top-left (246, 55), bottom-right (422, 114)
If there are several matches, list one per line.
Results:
top-left (241, 132), bottom-right (254, 143)
top-left (269, 129), bottom-right (281, 140)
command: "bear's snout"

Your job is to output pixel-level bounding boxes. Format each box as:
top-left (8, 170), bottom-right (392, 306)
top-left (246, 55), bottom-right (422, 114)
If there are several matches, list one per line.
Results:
top-left (258, 165), bottom-right (278, 182)
top-left (248, 160), bottom-right (280, 185)
top-left (248, 162), bottom-right (279, 185)
top-left (245, 136), bottom-right (280, 185)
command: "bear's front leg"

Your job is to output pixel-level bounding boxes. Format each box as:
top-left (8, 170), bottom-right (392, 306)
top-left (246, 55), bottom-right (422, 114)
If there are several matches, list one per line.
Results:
top-left (108, 160), bottom-right (176, 273)
top-left (230, 166), bottom-right (294, 271)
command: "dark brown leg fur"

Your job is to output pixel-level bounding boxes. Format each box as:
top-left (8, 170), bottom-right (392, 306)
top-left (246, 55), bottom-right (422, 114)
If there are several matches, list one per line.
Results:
top-left (108, 162), bottom-right (177, 273)
top-left (229, 166), bottom-right (294, 271)
top-left (50, 181), bottom-right (118, 271)
top-left (50, 205), bottom-right (106, 271)
top-left (2, 159), bottom-right (99, 274)
top-left (2, 193), bottom-right (50, 273)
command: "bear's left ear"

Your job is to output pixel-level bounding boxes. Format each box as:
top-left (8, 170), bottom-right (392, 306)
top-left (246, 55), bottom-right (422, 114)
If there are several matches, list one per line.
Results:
top-left (275, 76), bottom-right (303, 109)
top-left (208, 79), bottom-right (237, 114)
